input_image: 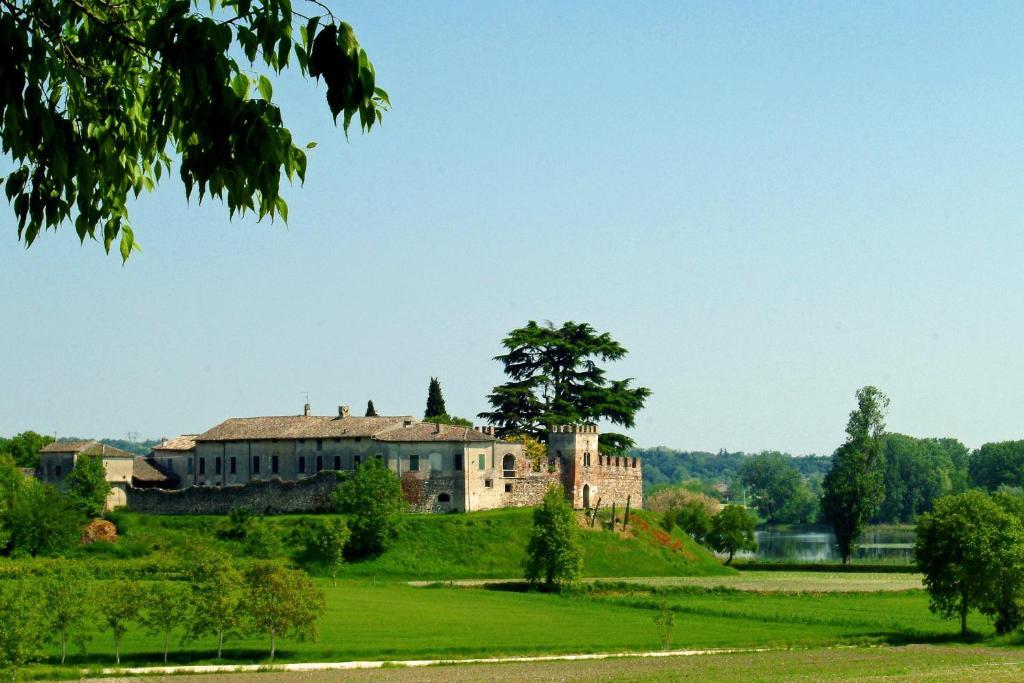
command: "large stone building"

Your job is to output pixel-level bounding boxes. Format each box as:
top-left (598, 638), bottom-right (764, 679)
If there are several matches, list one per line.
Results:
top-left (140, 405), bottom-right (643, 511)
top-left (71, 404), bottom-right (643, 514)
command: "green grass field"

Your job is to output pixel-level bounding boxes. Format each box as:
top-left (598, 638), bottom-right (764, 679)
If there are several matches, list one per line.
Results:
top-left (28, 574), bottom-right (998, 673)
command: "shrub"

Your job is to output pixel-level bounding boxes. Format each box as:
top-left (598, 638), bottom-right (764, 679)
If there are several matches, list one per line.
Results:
top-left (332, 460), bottom-right (404, 559)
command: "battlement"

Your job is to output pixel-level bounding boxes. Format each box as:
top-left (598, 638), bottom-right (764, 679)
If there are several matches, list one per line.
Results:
top-left (550, 424), bottom-right (599, 434)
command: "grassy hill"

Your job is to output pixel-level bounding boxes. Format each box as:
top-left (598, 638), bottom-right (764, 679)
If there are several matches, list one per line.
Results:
top-left (341, 507), bottom-right (730, 579)
top-left (99, 507), bottom-right (730, 580)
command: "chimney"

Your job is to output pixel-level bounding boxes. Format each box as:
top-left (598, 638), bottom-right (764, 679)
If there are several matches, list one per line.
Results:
top-left (434, 421), bottom-right (441, 434)
top-left (303, 402), bottom-right (312, 417)
top-left (339, 405), bottom-right (350, 418)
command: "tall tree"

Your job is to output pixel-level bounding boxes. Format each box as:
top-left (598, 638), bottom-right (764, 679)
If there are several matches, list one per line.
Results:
top-left (524, 485), bottom-right (583, 589)
top-left (0, 431), bottom-right (53, 469)
top-left (240, 562), bottom-right (325, 661)
top-left (969, 440), bottom-right (1024, 491)
top-left (64, 454), bottom-right (110, 518)
top-left (364, 400), bottom-right (378, 417)
top-left (738, 452), bottom-right (812, 525)
top-left (184, 546), bottom-right (242, 660)
top-left (4, 480), bottom-right (83, 556)
top-left (0, 1), bottom-right (388, 258)
top-left (424, 377), bottom-right (447, 419)
top-left (478, 321), bottom-right (651, 448)
top-left (822, 386), bottom-right (889, 564)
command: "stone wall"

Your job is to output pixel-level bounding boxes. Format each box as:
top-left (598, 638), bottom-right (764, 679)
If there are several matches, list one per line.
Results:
top-left (125, 471), bottom-right (340, 515)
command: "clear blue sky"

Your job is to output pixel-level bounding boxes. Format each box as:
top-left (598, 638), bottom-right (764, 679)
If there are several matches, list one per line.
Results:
top-left (2, 2), bottom-right (1023, 455)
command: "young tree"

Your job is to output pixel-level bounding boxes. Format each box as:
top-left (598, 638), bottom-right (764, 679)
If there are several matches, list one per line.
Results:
top-left (332, 458), bottom-right (405, 558)
top-left (240, 562), bottom-right (325, 660)
top-left (184, 547), bottom-right (242, 660)
top-left (0, 1), bottom-right (389, 259)
top-left (524, 486), bottom-right (583, 589)
top-left (98, 580), bottom-right (142, 665)
top-left (707, 505), bottom-right (757, 565)
top-left (315, 518), bottom-right (351, 587)
top-left (41, 566), bottom-right (93, 664)
top-left (822, 386), bottom-right (889, 564)
top-left (478, 321), bottom-right (651, 447)
top-left (915, 491), bottom-right (1024, 637)
top-left (424, 377), bottom-right (447, 419)
top-left (0, 580), bottom-right (48, 682)
top-left (64, 454), bottom-right (111, 518)
top-left (365, 400), bottom-right (378, 417)
top-left (141, 582), bottom-right (189, 663)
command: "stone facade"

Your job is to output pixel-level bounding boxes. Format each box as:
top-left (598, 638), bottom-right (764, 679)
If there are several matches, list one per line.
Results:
top-left (126, 471), bottom-right (339, 515)
top-left (38, 440), bottom-right (138, 511)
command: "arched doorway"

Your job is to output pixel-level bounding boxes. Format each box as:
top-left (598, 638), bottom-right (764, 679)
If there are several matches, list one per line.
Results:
top-left (582, 484), bottom-right (591, 509)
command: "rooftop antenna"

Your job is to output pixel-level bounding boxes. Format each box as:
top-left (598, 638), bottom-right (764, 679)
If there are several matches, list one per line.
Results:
top-left (301, 391), bottom-right (311, 416)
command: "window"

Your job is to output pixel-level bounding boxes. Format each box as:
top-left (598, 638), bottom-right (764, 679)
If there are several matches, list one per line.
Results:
top-left (502, 454), bottom-right (515, 478)
top-left (485, 478), bottom-right (493, 488)
top-left (188, 458), bottom-right (194, 474)
top-left (504, 483), bottom-right (513, 493)
top-left (375, 453), bottom-right (383, 460)
top-left (615, 456), bottom-right (620, 467)
top-left (409, 455), bottom-right (420, 472)
top-left (298, 439), bottom-right (306, 444)
top-left (333, 438), bottom-right (340, 443)
top-left (230, 456), bottom-right (237, 474)
top-left (252, 456), bottom-right (260, 474)
top-left (438, 493), bottom-right (451, 503)
top-left (583, 452), bottom-right (591, 467)
top-left (316, 455), bottom-right (323, 472)
top-left (454, 453), bottom-right (463, 471)
top-left (354, 455), bottom-right (362, 467)
top-left (632, 457), bottom-right (637, 468)
top-left (316, 438), bottom-right (323, 451)
top-left (215, 457), bottom-right (222, 475)
top-left (298, 456), bottom-right (306, 473)
top-left (333, 455), bottom-right (341, 470)
top-left (478, 454), bottom-right (486, 470)
top-left (54, 465), bottom-right (62, 477)
top-left (199, 457), bottom-right (206, 475)
top-left (271, 455), bottom-right (279, 473)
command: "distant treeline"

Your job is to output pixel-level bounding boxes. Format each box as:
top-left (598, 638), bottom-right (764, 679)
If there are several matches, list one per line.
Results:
top-left (634, 436), bottom-right (1024, 525)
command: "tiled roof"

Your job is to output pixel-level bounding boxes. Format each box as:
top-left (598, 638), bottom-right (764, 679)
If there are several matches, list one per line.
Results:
top-left (40, 440), bottom-right (136, 458)
top-left (194, 415), bottom-right (415, 442)
top-left (373, 422), bottom-right (495, 443)
top-left (152, 434), bottom-right (197, 452)
top-left (41, 440), bottom-right (97, 453)
top-left (132, 457), bottom-right (180, 484)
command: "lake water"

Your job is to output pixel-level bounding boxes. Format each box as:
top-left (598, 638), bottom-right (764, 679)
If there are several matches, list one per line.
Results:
top-left (740, 526), bottom-right (916, 563)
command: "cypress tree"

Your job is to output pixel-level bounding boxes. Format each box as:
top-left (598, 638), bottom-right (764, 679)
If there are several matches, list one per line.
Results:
top-left (424, 377), bottom-right (447, 418)
top-left (365, 400), bottom-right (378, 417)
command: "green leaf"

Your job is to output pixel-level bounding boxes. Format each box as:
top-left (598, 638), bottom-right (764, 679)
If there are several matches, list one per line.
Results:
top-left (258, 75), bottom-right (273, 101)
top-left (305, 141), bottom-right (317, 149)
top-left (231, 72), bottom-right (250, 100)
top-left (305, 16), bottom-right (320, 47)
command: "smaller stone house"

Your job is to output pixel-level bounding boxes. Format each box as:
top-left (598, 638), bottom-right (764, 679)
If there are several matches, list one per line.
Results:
top-left (38, 440), bottom-right (136, 510)
top-left (149, 434), bottom-right (197, 487)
